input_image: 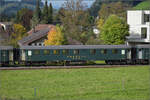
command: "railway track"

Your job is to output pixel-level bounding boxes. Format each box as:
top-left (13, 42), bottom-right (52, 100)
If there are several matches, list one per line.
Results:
top-left (0, 65), bottom-right (148, 70)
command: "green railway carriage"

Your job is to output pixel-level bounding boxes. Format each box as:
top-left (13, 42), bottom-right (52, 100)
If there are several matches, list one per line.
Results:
top-left (20, 45), bottom-right (132, 64)
top-left (0, 46), bottom-right (14, 66)
top-left (136, 45), bottom-right (150, 64)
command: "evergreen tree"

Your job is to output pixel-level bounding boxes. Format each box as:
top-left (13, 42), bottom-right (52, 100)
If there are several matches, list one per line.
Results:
top-left (42, 0), bottom-right (49, 24)
top-left (31, 0), bottom-right (41, 29)
top-left (48, 3), bottom-right (53, 24)
top-left (35, 0), bottom-right (41, 21)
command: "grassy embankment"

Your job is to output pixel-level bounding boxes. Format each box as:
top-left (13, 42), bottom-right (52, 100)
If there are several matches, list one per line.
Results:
top-left (0, 66), bottom-right (150, 100)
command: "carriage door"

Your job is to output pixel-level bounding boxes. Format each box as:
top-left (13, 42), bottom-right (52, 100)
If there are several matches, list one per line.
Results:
top-left (131, 48), bottom-right (136, 60)
top-left (127, 49), bottom-right (131, 59)
top-left (138, 49), bottom-right (142, 59)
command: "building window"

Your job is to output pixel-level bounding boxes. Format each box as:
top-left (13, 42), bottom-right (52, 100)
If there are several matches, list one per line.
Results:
top-left (44, 50), bottom-right (50, 55)
top-left (141, 28), bottom-right (147, 39)
top-left (101, 49), bottom-right (107, 54)
top-left (90, 49), bottom-right (96, 55)
top-left (112, 49), bottom-right (118, 54)
top-left (73, 50), bottom-right (79, 55)
top-left (53, 50), bottom-right (59, 55)
top-left (62, 50), bottom-right (69, 55)
top-left (144, 14), bottom-right (150, 22)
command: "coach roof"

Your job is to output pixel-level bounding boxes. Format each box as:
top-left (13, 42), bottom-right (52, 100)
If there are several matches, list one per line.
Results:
top-left (136, 45), bottom-right (150, 48)
top-left (20, 45), bottom-right (131, 50)
top-left (0, 46), bottom-right (13, 50)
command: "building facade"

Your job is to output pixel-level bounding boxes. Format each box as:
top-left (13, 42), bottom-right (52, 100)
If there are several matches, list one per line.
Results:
top-left (126, 10), bottom-right (150, 45)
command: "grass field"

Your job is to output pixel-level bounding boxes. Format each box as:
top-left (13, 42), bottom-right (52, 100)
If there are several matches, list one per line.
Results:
top-left (0, 66), bottom-right (150, 100)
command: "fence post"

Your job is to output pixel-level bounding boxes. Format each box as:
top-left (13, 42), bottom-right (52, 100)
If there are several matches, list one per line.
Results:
top-left (122, 78), bottom-right (125, 91)
top-left (34, 88), bottom-right (36, 99)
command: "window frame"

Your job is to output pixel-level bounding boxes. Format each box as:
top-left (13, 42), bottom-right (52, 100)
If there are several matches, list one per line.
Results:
top-left (43, 50), bottom-right (50, 55)
top-left (53, 50), bottom-right (60, 55)
top-left (144, 14), bottom-right (150, 22)
top-left (101, 49), bottom-right (107, 54)
top-left (90, 49), bottom-right (96, 55)
top-left (141, 27), bottom-right (147, 39)
top-left (62, 49), bottom-right (69, 55)
top-left (33, 50), bottom-right (40, 55)
top-left (112, 49), bottom-right (118, 54)
top-left (73, 49), bottom-right (79, 55)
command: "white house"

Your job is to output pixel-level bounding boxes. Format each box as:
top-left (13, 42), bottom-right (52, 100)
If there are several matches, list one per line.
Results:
top-left (126, 10), bottom-right (150, 45)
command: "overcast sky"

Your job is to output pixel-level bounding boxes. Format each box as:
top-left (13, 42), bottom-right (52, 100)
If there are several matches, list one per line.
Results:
top-left (41, 0), bottom-right (95, 9)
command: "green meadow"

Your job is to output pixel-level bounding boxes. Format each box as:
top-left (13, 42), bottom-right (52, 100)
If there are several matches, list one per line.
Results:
top-left (0, 66), bottom-right (150, 100)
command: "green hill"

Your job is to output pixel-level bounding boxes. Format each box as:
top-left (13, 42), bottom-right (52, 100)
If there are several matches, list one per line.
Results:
top-left (0, 0), bottom-right (43, 16)
top-left (134, 0), bottom-right (150, 10)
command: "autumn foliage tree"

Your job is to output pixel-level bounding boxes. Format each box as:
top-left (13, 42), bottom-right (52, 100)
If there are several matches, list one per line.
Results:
top-left (44, 26), bottom-right (67, 45)
top-left (9, 24), bottom-right (27, 47)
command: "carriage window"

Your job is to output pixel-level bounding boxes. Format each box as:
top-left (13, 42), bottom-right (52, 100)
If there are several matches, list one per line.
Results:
top-left (121, 50), bottom-right (125, 55)
top-left (28, 50), bottom-right (32, 56)
top-left (90, 49), bottom-right (96, 55)
top-left (34, 50), bottom-right (40, 55)
top-left (74, 50), bottom-right (79, 55)
top-left (2, 51), bottom-right (6, 56)
top-left (101, 49), bottom-right (107, 54)
top-left (44, 50), bottom-right (50, 55)
top-left (53, 50), bottom-right (59, 55)
top-left (62, 50), bottom-right (69, 55)
top-left (112, 49), bottom-right (118, 54)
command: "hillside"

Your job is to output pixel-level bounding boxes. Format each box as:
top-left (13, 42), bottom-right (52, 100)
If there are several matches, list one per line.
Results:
top-left (89, 0), bottom-right (145, 16)
top-left (134, 0), bottom-right (150, 10)
top-left (0, 0), bottom-right (43, 16)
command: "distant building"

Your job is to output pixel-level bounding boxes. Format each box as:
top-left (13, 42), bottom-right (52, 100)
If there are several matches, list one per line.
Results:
top-left (0, 22), bottom-right (13, 44)
top-left (18, 24), bottom-right (55, 46)
top-left (126, 10), bottom-right (150, 45)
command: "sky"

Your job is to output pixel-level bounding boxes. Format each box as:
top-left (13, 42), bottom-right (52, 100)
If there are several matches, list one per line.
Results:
top-left (41, 0), bottom-right (95, 9)
top-left (4, 0), bottom-right (96, 9)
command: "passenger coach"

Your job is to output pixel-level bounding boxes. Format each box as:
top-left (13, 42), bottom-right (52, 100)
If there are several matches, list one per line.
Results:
top-left (20, 45), bottom-right (132, 65)
top-left (136, 45), bottom-right (150, 64)
top-left (0, 46), bottom-right (14, 66)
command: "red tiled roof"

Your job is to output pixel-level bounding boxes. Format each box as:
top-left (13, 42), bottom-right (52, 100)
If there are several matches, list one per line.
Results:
top-left (28, 24), bottom-right (55, 35)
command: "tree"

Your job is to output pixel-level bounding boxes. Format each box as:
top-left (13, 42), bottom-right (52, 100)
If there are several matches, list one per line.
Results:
top-left (15, 8), bottom-right (33, 30)
top-left (59, 0), bottom-right (94, 44)
top-left (100, 15), bottom-right (129, 44)
top-left (97, 18), bottom-right (104, 30)
top-left (44, 25), bottom-right (67, 45)
top-left (41, 0), bottom-right (49, 24)
top-left (48, 3), bottom-right (53, 24)
top-left (31, 0), bottom-right (41, 29)
top-left (89, 0), bottom-right (141, 17)
top-left (9, 24), bottom-right (27, 47)
top-left (98, 2), bottom-right (131, 21)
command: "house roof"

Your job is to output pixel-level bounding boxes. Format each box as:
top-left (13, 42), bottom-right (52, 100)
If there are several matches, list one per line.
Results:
top-left (18, 27), bottom-right (50, 46)
top-left (20, 45), bottom-right (131, 50)
top-left (28, 24), bottom-right (55, 35)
